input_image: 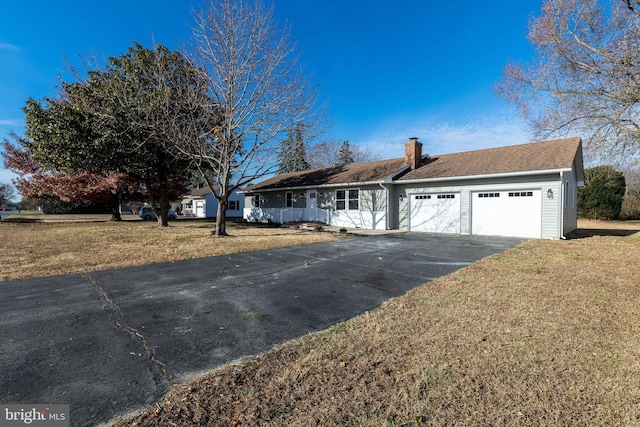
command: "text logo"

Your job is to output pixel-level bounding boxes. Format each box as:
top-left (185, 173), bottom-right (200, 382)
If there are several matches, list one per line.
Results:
top-left (1, 405), bottom-right (69, 427)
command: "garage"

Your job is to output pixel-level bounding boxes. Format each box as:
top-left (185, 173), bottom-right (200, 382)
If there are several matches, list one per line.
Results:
top-left (471, 190), bottom-right (542, 238)
top-left (409, 193), bottom-right (460, 233)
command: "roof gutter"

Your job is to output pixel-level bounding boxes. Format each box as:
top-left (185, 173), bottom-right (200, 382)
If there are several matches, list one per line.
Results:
top-left (396, 167), bottom-right (573, 185)
top-left (239, 180), bottom-right (389, 194)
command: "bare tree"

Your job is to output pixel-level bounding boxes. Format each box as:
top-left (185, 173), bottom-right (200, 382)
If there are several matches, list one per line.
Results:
top-left (0, 182), bottom-right (16, 206)
top-left (307, 139), bottom-right (380, 169)
top-left (496, 0), bottom-right (640, 164)
top-left (180, 0), bottom-right (325, 236)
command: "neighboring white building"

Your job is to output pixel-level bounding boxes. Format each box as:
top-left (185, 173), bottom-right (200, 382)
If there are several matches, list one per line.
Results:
top-left (241, 137), bottom-right (585, 239)
top-left (182, 186), bottom-right (245, 218)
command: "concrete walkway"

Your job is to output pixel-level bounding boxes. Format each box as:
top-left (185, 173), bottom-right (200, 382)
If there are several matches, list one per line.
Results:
top-left (0, 233), bottom-right (525, 426)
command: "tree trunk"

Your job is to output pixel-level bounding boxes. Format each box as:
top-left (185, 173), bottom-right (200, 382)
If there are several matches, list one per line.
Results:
top-left (109, 194), bottom-right (122, 221)
top-left (212, 197), bottom-right (228, 237)
top-left (157, 193), bottom-right (170, 227)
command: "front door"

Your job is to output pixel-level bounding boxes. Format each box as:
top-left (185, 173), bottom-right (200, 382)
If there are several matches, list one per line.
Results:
top-left (195, 200), bottom-right (206, 218)
top-left (306, 191), bottom-right (317, 221)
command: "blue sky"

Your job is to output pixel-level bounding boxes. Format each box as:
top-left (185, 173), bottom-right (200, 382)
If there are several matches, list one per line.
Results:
top-left (0, 0), bottom-right (543, 187)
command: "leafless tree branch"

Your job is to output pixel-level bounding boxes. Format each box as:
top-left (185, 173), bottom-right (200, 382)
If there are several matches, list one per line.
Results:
top-left (179, 0), bottom-right (327, 236)
top-left (497, 0), bottom-right (640, 165)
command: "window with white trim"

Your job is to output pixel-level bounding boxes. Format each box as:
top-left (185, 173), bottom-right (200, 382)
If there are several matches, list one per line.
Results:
top-left (229, 200), bottom-right (239, 210)
top-left (285, 192), bottom-right (293, 208)
top-left (336, 190), bottom-right (345, 210)
top-left (415, 195), bottom-right (431, 200)
top-left (348, 190), bottom-right (359, 210)
top-left (508, 191), bottom-right (533, 197)
top-left (437, 194), bottom-right (456, 199)
top-left (252, 194), bottom-right (260, 208)
top-left (478, 193), bottom-right (500, 198)
top-left (336, 189), bottom-right (359, 210)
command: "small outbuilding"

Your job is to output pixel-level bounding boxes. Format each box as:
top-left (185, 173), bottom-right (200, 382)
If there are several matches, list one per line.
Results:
top-left (242, 137), bottom-right (584, 239)
top-left (181, 186), bottom-right (245, 218)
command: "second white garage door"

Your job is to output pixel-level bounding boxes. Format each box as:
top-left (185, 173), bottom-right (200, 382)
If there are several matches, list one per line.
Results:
top-left (472, 190), bottom-right (542, 238)
top-left (410, 193), bottom-right (460, 233)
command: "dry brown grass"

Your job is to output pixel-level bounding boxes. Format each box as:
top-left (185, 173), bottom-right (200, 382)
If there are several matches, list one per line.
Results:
top-left (0, 218), bottom-right (338, 281)
top-left (114, 220), bottom-right (640, 426)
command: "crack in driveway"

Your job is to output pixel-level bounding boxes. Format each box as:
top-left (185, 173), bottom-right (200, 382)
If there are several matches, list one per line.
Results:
top-left (83, 273), bottom-right (175, 385)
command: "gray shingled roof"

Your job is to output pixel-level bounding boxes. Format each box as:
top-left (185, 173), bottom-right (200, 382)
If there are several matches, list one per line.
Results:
top-left (244, 137), bottom-right (582, 192)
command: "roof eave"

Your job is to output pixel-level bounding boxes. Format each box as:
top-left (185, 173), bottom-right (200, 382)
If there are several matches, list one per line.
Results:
top-left (397, 168), bottom-right (573, 185)
top-left (241, 164), bottom-right (409, 193)
top-left (386, 164), bottom-right (411, 182)
top-left (241, 179), bottom-right (392, 193)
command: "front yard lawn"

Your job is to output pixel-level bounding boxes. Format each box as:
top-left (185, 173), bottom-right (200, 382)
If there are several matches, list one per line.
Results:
top-left (0, 219), bottom-right (338, 281)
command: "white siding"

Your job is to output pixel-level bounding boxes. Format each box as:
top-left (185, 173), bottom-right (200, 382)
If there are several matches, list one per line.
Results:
top-left (398, 190), bottom-right (409, 230)
top-left (245, 171), bottom-right (570, 238)
top-left (562, 169), bottom-right (578, 235)
top-left (243, 186), bottom-right (386, 229)
top-left (460, 189), bottom-right (471, 235)
top-left (399, 174), bottom-right (563, 238)
top-left (541, 183), bottom-right (561, 239)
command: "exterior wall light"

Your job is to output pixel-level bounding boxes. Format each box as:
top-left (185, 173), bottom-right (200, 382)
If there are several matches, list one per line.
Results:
top-left (399, 194), bottom-right (404, 202)
top-left (547, 189), bottom-right (554, 199)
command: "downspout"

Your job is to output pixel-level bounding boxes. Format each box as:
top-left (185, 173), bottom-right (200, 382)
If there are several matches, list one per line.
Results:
top-left (559, 171), bottom-right (567, 239)
top-left (379, 182), bottom-right (390, 230)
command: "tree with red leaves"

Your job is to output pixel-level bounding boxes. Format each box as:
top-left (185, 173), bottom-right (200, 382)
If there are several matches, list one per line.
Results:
top-left (2, 133), bottom-right (144, 220)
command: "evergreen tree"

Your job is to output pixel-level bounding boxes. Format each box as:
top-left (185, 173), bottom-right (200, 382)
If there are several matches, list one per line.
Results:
top-left (277, 124), bottom-right (310, 173)
top-left (335, 140), bottom-right (355, 166)
top-left (10, 43), bottom-right (202, 225)
top-left (578, 165), bottom-right (626, 220)
top-left (307, 139), bottom-right (379, 168)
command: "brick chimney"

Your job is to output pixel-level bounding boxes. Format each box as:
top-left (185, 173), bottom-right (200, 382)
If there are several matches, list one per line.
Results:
top-left (404, 137), bottom-right (423, 170)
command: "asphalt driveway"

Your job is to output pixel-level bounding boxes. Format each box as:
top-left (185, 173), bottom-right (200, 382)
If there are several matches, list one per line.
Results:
top-left (0, 232), bottom-right (524, 426)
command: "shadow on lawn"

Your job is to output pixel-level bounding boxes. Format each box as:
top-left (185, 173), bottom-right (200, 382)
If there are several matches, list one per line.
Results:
top-left (566, 227), bottom-right (640, 239)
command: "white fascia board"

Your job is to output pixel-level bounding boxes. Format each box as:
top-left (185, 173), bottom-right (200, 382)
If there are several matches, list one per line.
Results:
top-left (242, 180), bottom-right (389, 193)
top-left (396, 168), bottom-right (572, 185)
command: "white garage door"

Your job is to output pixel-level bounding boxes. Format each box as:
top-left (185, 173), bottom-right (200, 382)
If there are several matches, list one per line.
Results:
top-left (410, 193), bottom-right (460, 233)
top-left (472, 190), bottom-right (541, 238)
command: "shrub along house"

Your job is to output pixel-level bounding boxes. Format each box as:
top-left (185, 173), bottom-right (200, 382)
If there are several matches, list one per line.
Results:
top-left (242, 137), bottom-right (584, 239)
